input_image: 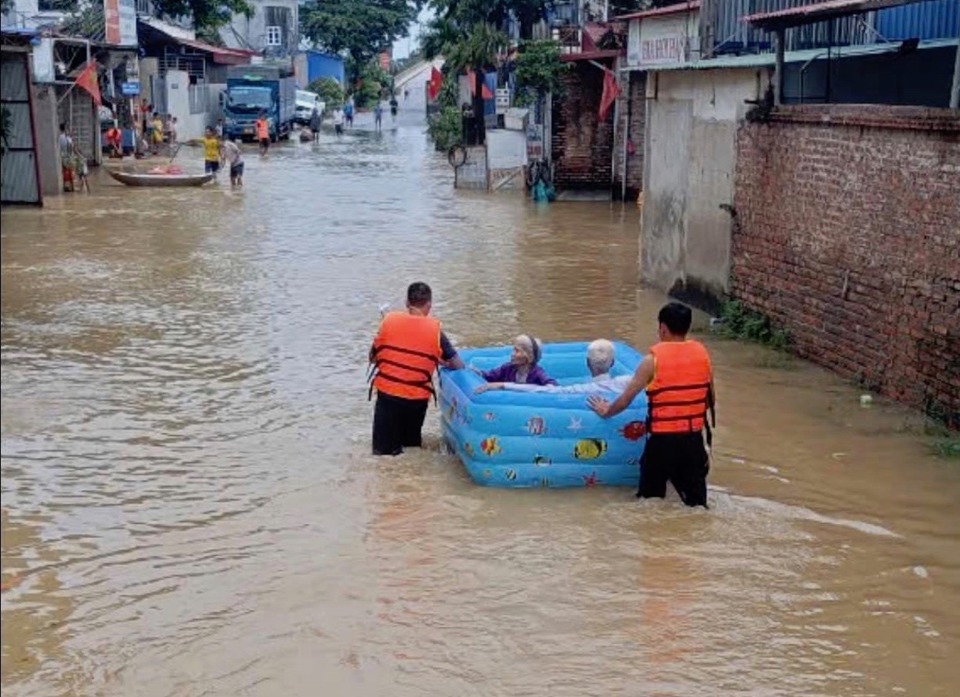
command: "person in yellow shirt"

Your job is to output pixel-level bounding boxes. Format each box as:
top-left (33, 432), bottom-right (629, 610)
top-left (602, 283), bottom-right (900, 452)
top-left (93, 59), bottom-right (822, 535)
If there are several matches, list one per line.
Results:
top-left (202, 126), bottom-right (222, 175)
top-left (151, 112), bottom-right (164, 154)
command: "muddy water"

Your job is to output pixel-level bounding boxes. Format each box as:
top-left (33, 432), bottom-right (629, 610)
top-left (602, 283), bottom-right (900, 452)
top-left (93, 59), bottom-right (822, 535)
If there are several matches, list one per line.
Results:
top-left (2, 119), bottom-right (958, 697)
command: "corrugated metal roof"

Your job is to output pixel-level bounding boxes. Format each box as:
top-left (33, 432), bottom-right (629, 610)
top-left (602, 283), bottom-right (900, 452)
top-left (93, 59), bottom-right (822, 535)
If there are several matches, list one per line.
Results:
top-left (617, 1), bottom-right (701, 22)
top-left (744, 0), bottom-right (931, 29)
top-left (876, 0), bottom-right (960, 40)
top-left (621, 36), bottom-right (958, 70)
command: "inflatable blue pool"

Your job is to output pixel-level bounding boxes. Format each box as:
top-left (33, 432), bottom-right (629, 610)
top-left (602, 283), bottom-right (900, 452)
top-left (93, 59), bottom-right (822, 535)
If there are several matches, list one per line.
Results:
top-left (439, 341), bottom-right (648, 488)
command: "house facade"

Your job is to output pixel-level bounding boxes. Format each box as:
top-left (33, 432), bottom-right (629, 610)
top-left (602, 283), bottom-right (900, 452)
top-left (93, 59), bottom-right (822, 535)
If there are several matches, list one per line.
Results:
top-left (220, 0), bottom-right (299, 61)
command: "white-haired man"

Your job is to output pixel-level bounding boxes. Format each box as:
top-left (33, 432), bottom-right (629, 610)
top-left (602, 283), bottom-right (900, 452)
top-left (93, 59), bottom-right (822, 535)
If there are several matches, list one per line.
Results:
top-left (475, 339), bottom-right (631, 394)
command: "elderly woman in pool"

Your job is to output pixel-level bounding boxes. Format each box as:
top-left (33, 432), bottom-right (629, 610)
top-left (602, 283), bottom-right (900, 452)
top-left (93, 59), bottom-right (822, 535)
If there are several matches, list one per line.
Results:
top-left (475, 335), bottom-right (556, 389)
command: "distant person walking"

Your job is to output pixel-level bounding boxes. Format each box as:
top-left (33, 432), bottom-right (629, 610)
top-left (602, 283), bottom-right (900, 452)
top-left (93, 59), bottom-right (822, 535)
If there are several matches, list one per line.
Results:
top-left (389, 95), bottom-right (398, 122)
top-left (373, 103), bottom-right (383, 132)
top-left (343, 99), bottom-right (354, 129)
top-left (309, 105), bottom-right (321, 142)
top-left (333, 108), bottom-right (344, 137)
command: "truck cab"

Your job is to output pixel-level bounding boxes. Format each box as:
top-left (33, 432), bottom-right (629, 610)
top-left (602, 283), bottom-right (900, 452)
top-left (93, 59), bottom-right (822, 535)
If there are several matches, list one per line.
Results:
top-left (223, 66), bottom-right (296, 142)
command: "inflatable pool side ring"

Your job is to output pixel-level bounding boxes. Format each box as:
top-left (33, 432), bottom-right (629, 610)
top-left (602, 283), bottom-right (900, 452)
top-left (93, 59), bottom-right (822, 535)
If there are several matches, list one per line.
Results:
top-left (440, 341), bottom-right (649, 488)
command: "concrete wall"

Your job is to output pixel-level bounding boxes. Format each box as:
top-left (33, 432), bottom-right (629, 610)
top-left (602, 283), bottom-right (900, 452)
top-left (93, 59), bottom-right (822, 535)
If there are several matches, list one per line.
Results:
top-left (454, 146), bottom-right (488, 190)
top-left (641, 66), bottom-right (768, 302)
top-left (164, 69), bottom-right (205, 141)
top-left (486, 129), bottom-right (526, 169)
top-left (32, 83), bottom-right (61, 197)
top-left (486, 129), bottom-right (527, 192)
top-left (732, 105), bottom-right (960, 423)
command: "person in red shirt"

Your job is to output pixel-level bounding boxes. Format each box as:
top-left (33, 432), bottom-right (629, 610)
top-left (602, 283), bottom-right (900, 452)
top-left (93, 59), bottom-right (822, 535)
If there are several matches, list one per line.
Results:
top-left (105, 123), bottom-right (123, 158)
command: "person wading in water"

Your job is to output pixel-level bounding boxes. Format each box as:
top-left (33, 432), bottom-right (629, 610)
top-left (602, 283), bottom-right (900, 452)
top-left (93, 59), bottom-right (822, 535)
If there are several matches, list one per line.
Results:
top-left (368, 282), bottom-right (465, 456)
top-left (589, 302), bottom-right (715, 507)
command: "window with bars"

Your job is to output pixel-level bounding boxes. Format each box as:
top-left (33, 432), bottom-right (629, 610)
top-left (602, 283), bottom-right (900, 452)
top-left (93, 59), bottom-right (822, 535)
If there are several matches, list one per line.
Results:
top-left (265, 25), bottom-right (282, 47)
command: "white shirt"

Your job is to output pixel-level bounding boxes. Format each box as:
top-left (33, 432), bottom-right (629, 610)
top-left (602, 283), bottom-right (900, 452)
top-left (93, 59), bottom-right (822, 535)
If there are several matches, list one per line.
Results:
top-left (221, 140), bottom-right (242, 165)
top-left (502, 373), bottom-right (632, 394)
top-left (333, 110), bottom-right (344, 126)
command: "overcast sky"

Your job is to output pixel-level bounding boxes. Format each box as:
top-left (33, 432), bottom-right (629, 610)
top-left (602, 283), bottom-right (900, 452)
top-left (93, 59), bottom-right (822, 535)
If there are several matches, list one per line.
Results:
top-left (391, 6), bottom-right (435, 60)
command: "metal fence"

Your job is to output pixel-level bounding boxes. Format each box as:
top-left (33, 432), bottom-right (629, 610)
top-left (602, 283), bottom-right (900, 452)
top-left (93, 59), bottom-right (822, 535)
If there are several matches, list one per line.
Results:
top-left (1, 51), bottom-right (40, 204)
top-left (700, 0), bottom-right (876, 58)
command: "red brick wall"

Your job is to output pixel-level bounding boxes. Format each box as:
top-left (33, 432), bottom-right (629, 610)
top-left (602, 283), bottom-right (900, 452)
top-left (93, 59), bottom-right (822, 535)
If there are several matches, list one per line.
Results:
top-left (613, 71), bottom-right (645, 201)
top-left (732, 105), bottom-right (960, 423)
top-left (552, 62), bottom-right (615, 191)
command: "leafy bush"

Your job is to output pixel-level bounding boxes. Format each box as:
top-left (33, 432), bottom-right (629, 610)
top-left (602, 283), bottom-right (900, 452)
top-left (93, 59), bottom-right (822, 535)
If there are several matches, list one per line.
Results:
top-left (308, 77), bottom-right (344, 109)
top-left (427, 106), bottom-right (462, 152)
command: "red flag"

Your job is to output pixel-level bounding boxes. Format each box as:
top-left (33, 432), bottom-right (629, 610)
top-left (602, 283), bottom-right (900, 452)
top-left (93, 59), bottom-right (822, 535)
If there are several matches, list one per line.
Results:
top-left (598, 69), bottom-right (620, 122)
top-left (75, 61), bottom-right (101, 106)
top-left (427, 66), bottom-right (443, 102)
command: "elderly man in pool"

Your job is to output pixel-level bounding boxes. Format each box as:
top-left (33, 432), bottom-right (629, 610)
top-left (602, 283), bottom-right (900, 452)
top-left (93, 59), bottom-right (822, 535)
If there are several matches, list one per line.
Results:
top-left (475, 339), bottom-right (631, 394)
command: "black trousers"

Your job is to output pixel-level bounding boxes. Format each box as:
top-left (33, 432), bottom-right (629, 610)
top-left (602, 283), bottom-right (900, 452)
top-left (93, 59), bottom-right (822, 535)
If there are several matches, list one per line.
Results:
top-left (639, 432), bottom-right (709, 508)
top-left (372, 392), bottom-right (429, 456)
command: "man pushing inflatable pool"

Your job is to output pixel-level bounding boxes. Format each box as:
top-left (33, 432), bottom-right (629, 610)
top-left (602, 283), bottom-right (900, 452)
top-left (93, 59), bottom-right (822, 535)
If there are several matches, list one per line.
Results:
top-left (368, 282), bottom-right (465, 456)
top-left (588, 303), bottom-right (715, 508)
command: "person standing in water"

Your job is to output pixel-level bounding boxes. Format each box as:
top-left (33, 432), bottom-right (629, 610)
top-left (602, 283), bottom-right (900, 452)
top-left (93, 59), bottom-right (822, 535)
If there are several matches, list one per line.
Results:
top-left (589, 302), bottom-right (715, 508)
top-left (309, 104), bottom-right (321, 142)
top-left (221, 137), bottom-right (244, 186)
top-left (368, 282), bottom-right (465, 456)
top-left (255, 112), bottom-right (270, 156)
top-left (202, 126), bottom-right (222, 176)
top-left (373, 103), bottom-right (383, 133)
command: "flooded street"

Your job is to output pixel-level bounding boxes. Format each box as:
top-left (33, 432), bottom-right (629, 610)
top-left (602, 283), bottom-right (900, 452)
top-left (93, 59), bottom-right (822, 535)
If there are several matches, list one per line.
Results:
top-left (2, 115), bottom-right (959, 696)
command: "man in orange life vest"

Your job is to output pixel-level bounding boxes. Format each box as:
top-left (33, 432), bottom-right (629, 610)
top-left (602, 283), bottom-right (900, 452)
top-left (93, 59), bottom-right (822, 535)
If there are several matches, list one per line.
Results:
top-left (255, 112), bottom-right (270, 157)
top-left (588, 302), bottom-right (715, 507)
top-left (369, 282), bottom-right (465, 456)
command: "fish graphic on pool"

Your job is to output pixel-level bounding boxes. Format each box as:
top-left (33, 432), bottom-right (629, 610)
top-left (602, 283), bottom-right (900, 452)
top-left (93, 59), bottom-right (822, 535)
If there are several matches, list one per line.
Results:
top-left (574, 438), bottom-right (607, 460)
top-left (480, 436), bottom-right (502, 456)
top-left (525, 416), bottom-right (546, 436)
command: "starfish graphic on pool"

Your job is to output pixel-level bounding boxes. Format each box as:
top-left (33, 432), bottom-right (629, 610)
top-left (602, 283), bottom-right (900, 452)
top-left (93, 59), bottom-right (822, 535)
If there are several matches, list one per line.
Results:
top-left (582, 471), bottom-right (600, 487)
top-left (567, 416), bottom-right (583, 432)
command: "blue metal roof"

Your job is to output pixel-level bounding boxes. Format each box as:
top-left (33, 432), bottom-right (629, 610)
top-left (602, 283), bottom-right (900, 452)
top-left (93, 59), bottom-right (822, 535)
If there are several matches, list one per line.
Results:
top-left (876, 0), bottom-right (960, 40)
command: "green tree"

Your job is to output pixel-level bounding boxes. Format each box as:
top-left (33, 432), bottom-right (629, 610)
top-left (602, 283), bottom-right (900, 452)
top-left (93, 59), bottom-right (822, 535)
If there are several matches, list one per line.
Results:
top-left (513, 39), bottom-right (568, 106)
top-left (444, 23), bottom-right (507, 144)
top-left (308, 76), bottom-right (345, 108)
top-left (148, 0), bottom-right (253, 35)
top-left (353, 61), bottom-right (391, 108)
top-left (300, 0), bottom-right (420, 85)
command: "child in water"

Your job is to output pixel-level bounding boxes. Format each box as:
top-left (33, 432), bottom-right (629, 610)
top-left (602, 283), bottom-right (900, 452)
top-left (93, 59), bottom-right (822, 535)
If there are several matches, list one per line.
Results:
top-left (476, 335), bottom-right (556, 386)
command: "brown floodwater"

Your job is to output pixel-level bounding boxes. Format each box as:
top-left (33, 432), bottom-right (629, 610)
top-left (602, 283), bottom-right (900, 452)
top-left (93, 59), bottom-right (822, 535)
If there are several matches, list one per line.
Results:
top-left (2, 116), bottom-right (959, 697)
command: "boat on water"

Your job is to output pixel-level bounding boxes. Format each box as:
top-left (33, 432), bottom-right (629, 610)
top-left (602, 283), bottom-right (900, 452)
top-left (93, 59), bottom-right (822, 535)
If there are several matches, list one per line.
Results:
top-left (440, 341), bottom-right (649, 488)
top-left (106, 169), bottom-right (215, 188)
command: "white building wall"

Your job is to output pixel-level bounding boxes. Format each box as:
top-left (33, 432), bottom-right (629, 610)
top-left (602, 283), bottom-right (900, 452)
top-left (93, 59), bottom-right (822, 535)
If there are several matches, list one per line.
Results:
top-left (641, 67), bottom-right (770, 298)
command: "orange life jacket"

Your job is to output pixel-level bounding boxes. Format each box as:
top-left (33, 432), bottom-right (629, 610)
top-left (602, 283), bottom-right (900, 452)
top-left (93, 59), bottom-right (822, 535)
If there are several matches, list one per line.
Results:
top-left (370, 312), bottom-right (443, 401)
top-left (646, 340), bottom-right (714, 438)
top-left (256, 119), bottom-right (269, 140)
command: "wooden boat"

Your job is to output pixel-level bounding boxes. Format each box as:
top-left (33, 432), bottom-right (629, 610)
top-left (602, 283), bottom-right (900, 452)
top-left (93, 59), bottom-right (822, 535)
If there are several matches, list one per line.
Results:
top-left (107, 169), bottom-right (215, 188)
